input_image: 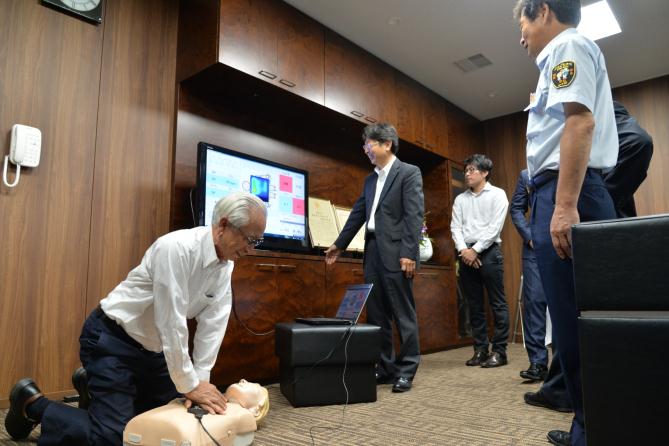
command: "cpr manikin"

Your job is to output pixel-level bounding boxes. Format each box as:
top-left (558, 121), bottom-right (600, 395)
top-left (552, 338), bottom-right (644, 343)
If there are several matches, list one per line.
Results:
top-left (123, 380), bottom-right (269, 446)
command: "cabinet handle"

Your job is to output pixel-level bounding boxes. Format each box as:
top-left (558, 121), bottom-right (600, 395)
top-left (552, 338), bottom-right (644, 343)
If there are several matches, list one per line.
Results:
top-left (259, 70), bottom-right (277, 80)
top-left (255, 263), bottom-right (276, 271)
top-left (278, 264), bottom-right (297, 272)
top-left (352, 269), bottom-right (364, 276)
top-left (364, 116), bottom-right (377, 123)
top-left (350, 110), bottom-right (364, 118)
top-left (279, 79), bottom-right (295, 88)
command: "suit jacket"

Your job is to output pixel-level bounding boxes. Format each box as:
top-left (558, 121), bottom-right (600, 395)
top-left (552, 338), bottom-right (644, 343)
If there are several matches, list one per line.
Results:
top-left (509, 169), bottom-right (533, 259)
top-left (334, 159), bottom-right (424, 272)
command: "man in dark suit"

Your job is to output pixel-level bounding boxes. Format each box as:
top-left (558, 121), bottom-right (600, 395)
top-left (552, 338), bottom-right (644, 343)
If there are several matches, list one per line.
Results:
top-left (325, 122), bottom-right (424, 393)
top-left (510, 169), bottom-right (549, 382)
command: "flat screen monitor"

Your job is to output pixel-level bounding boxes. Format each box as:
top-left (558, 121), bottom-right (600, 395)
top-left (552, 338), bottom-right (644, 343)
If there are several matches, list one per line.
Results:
top-left (196, 142), bottom-right (310, 253)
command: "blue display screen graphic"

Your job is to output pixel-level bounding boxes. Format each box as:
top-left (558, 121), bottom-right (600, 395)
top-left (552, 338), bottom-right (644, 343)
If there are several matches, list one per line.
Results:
top-left (250, 175), bottom-right (270, 202)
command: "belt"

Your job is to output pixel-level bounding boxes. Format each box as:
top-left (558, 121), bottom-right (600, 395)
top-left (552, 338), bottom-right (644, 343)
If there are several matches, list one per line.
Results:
top-left (529, 168), bottom-right (604, 192)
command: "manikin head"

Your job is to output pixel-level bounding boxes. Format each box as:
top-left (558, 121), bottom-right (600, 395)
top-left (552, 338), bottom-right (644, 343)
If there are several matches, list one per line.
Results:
top-left (225, 380), bottom-right (269, 423)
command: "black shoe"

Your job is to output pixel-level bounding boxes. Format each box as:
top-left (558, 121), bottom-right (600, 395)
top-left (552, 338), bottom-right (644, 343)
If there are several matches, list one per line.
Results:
top-left (5, 378), bottom-right (42, 440)
top-left (520, 362), bottom-right (548, 381)
top-left (391, 377), bottom-right (412, 393)
top-left (72, 367), bottom-right (91, 410)
top-left (524, 391), bottom-right (573, 413)
top-left (547, 430), bottom-right (570, 446)
top-left (465, 350), bottom-right (488, 366)
top-left (376, 373), bottom-right (395, 384)
top-left (480, 352), bottom-right (508, 368)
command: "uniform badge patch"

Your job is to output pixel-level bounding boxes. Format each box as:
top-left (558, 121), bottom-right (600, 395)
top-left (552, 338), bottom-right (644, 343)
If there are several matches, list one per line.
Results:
top-left (552, 61), bottom-right (576, 88)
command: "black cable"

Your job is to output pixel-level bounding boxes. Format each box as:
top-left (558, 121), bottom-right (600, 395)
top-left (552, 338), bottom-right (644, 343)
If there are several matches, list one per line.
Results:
top-left (189, 406), bottom-right (222, 446)
top-left (308, 326), bottom-right (354, 445)
top-left (189, 187), bottom-right (197, 227)
top-left (231, 283), bottom-right (274, 336)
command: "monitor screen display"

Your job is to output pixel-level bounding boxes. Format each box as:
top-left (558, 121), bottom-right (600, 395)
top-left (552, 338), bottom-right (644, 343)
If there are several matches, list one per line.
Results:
top-left (196, 142), bottom-right (310, 253)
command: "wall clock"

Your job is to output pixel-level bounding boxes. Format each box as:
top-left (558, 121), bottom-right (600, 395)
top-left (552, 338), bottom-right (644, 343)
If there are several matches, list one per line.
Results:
top-left (43, 0), bottom-right (104, 24)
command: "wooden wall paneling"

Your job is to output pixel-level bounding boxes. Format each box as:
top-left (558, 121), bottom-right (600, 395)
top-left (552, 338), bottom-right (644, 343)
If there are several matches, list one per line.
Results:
top-left (86, 0), bottom-right (178, 313)
top-left (445, 101), bottom-right (485, 164)
top-left (274, 1), bottom-right (325, 104)
top-left (324, 30), bottom-right (397, 125)
top-left (613, 75), bottom-right (669, 216)
top-left (0, 0), bottom-right (103, 402)
top-left (213, 256), bottom-right (325, 385)
top-left (420, 160), bottom-right (454, 267)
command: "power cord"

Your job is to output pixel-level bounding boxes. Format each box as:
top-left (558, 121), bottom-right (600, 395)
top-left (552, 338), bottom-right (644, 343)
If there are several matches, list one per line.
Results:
top-left (188, 405), bottom-right (221, 446)
top-left (307, 326), bottom-right (354, 445)
top-left (189, 188), bottom-right (197, 227)
top-left (231, 283), bottom-right (274, 336)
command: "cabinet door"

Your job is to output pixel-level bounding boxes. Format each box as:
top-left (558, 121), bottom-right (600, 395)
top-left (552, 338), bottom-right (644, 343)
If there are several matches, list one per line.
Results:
top-left (324, 262), bottom-right (366, 320)
top-left (424, 90), bottom-right (449, 157)
top-left (218, 0), bottom-right (277, 80)
top-left (414, 269), bottom-right (458, 351)
top-left (324, 30), bottom-right (396, 124)
top-left (395, 72), bottom-right (424, 146)
top-left (275, 2), bottom-right (324, 104)
top-left (212, 257), bottom-right (324, 385)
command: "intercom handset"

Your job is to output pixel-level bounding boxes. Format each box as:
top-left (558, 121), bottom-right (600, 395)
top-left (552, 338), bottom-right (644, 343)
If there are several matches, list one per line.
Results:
top-left (3, 124), bottom-right (42, 188)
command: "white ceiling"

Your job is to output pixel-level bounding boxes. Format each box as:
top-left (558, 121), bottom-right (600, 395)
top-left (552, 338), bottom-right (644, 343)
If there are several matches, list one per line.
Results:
top-left (284, 0), bottom-right (669, 121)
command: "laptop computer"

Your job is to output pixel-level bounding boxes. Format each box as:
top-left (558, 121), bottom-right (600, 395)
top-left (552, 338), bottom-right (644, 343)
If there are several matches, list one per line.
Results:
top-left (295, 283), bottom-right (373, 326)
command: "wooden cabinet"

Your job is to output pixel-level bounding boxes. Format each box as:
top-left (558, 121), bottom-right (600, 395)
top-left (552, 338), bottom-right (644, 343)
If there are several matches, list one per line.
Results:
top-left (424, 90), bottom-right (449, 157)
top-left (395, 72), bottom-right (449, 157)
top-left (211, 255), bottom-right (325, 384)
top-left (179, 0), bottom-right (324, 104)
top-left (414, 267), bottom-right (459, 351)
top-left (325, 30), bottom-right (396, 125)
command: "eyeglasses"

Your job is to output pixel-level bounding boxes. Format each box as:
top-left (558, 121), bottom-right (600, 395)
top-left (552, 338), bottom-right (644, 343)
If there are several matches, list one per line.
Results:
top-left (231, 224), bottom-right (264, 247)
top-left (363, 141), bottom-right (380, 151)
top-left (464, 167), bottom-right (480, 174)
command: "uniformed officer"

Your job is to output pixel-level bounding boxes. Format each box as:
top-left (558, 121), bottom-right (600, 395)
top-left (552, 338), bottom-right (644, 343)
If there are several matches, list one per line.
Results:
top-left (514, 1), bottom-right (618, 445)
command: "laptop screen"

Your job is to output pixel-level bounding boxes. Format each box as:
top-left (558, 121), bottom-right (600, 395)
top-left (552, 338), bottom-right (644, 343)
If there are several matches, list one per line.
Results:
top-left (335, 284), bottom-right (373, 322)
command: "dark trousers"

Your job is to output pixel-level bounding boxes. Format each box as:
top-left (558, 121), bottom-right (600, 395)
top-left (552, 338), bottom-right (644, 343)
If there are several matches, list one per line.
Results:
top-left (38, 308), bottom-right (179, 446)
top-left (364, 238), bottom-right (420, 379)
top-left (540, 349), bottom-right (571, 410)
top-left (603, 132), bottom-right (653, 218)
top-left (521, 251), bottom-right (548, 365)
top-left (530, 168), bottom-right (616, 446)
top-left (459, 244), bottom-right (509, 355)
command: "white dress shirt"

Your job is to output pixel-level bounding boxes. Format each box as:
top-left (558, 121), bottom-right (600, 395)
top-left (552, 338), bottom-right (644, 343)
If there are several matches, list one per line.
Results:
top-left (525, 28), bottom-right (617, 178)
top-left (367, 156), bottom-right (396, 232)
top-left (451, 182), bottom-right (509, 253)
top-left (100, 226), bottom-right (233, 394)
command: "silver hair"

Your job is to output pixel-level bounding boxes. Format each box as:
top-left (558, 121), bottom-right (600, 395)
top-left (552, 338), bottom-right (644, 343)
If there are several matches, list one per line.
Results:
top-left (211, 192), bottom-right (267, 228)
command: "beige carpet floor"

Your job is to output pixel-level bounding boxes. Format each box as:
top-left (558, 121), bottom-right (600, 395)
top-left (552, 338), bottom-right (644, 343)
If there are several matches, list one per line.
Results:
top-left (1, 344), bottom-right (571, 445)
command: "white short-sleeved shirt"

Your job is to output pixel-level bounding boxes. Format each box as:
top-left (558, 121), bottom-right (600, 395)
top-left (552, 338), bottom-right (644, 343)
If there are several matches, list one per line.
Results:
top-left (525, 28), bottom-right (618, 178)
top-left (100, 226), bottom-right (233, 394)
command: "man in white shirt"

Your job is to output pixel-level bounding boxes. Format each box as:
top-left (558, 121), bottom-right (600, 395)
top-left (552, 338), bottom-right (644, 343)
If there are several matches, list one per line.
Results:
top-left (5, 192), bottom-right (267, 446)
top-left (451, 154), bottom-right (510, 368)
